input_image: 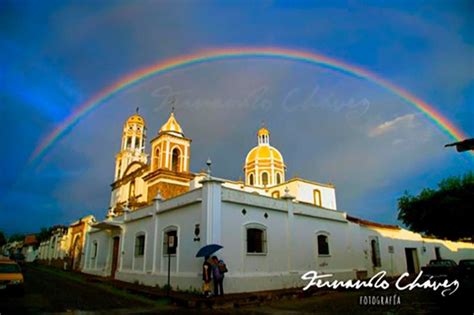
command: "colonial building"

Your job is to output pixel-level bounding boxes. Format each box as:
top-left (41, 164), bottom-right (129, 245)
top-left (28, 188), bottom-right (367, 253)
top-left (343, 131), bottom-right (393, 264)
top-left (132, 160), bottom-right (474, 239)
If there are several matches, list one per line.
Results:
top-left (83, 111), bottom-right (474, 293)
top-left (37, 215), bottom-right (95, 270)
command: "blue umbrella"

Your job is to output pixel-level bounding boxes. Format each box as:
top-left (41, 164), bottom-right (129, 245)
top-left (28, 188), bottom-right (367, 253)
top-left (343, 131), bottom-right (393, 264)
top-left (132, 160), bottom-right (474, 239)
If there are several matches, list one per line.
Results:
top-left (196, 244), bottom-right (223, 258)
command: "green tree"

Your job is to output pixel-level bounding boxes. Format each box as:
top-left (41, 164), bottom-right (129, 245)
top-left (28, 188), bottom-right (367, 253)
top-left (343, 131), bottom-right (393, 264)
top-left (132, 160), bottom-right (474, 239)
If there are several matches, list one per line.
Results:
top-left (8, 233), bottom-right (25, 242)
top-left (397, 171), bottom-right (474, 241)
top-left (0, 231), bottom-right (6, 247)
top-left (36, 225), bottom-right (68, 243)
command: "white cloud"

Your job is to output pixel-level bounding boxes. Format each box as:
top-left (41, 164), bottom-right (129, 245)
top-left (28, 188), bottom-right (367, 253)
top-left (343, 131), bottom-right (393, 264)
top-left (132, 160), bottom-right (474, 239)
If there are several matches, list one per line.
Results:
top-left (368, 113), bottom-right (416, 138)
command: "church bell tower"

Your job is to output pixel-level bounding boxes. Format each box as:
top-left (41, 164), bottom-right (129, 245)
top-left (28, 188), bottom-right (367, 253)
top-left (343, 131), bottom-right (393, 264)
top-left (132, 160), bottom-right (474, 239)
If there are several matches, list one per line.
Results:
top-left (143, 109), bottom-right (193, 200)
top-left (114, 109), bottom-right (148, 181)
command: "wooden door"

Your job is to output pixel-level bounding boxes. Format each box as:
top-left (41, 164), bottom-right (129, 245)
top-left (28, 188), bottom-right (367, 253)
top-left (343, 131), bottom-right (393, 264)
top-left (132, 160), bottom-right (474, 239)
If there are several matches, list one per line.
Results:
top-left (111, 237), bottom-right (120, 278)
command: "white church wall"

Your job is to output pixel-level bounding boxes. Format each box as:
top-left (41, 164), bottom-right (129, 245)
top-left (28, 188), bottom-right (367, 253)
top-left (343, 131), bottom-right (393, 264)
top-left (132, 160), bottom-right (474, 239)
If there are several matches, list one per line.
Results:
top-left (85, 179), bottom-right (474, 294)
top-left (216, 187), bottom-right (355, 293)
top-left (220, 200), bottom-right (290, 274)
top-left (84, 229), bottom-right (112, 276)
top-left (112, 189), bottom-right (205, 290)
top-left (358, 225), bottom-right (474, 278)
top-left (290, 215), bottom-right (362, 276)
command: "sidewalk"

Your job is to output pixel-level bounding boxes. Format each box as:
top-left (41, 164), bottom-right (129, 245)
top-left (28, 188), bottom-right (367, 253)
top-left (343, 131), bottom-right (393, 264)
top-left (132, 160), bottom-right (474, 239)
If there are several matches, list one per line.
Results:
top-left (80, 272), bottom-right (327, 309)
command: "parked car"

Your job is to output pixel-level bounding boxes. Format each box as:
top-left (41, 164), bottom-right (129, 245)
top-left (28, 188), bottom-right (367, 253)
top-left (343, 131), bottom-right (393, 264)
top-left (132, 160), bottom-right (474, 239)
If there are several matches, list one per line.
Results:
top-left (9, 253), bottom-right (25, 265)
top-left (458, 259), bottom-right (474, 279)
top-left (0, 259), bottom-right (24, 295)
top-left (421, 259), bottom-right (458, 279)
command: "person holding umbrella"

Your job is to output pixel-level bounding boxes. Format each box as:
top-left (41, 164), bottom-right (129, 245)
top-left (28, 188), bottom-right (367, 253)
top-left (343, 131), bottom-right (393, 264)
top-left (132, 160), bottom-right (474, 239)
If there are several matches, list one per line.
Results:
top-left (212, 255), bottom-right (227, 296)
top-left (202, 256), bottom-right (213, 297)
top-left (196, 244), bottom-right (223, 297)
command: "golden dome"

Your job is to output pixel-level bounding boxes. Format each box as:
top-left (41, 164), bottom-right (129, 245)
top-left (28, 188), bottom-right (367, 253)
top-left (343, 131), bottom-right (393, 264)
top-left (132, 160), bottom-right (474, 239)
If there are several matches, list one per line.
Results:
top-left (257, 127), bottom-right (269, 137)
top-left (126, 113), bottom-right (145, 125)
top-left (246, 145), bottom-right (284, 165)
top-left (244, 124), bottom-right (286, 187)
top-left (159, 112), bottom-right (184, 136)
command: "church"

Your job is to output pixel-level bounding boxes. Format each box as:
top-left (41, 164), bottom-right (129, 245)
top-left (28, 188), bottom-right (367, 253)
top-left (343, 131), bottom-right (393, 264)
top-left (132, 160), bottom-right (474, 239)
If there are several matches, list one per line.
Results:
top-left (83, 111), bottom-right (474, 293)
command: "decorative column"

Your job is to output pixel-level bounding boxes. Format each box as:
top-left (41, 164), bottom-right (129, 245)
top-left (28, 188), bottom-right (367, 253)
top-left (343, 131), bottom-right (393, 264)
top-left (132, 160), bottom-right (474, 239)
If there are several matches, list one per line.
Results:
top-left (152, 192), bottom-right (163, 274)
top-left (199, 162), bottom-right (224, 245)
top-left (282, 187), bottom-right (296, 271)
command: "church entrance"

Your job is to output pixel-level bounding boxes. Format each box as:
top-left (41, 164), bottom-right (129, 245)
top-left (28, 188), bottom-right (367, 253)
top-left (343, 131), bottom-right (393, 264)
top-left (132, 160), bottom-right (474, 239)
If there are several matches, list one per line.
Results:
top-left (111, 236), bottom-right (120, 278)
top-left (404, 248), bottom-right (420, 274)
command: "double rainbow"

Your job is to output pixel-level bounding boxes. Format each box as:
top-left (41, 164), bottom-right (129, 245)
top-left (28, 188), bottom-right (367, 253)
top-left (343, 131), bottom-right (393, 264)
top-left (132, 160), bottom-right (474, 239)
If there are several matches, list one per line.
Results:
top-left (30, 47), bottom-right (472, 163)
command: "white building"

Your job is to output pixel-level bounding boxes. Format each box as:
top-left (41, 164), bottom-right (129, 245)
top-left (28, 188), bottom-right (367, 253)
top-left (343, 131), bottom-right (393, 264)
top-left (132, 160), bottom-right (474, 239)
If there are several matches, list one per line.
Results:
top-left (83, 112), bottom-right (474, 293)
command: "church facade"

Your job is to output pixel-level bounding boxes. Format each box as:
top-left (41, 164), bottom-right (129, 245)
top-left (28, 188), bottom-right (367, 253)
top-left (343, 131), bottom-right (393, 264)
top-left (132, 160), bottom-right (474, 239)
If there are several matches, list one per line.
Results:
top-left (82, 111), bottom-right (474, 293)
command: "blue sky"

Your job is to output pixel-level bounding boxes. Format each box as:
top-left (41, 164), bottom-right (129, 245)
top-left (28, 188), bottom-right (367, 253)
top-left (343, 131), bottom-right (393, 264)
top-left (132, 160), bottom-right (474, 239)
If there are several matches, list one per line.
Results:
top-left (0, 0), bottom-right (473, 235)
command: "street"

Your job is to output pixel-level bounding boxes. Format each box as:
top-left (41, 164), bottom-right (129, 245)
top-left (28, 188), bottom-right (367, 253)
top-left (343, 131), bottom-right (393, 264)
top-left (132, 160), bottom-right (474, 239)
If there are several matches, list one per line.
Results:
top-left (0, 265), bottom-right (171, 314)
top-left (1, 265), bottom-right (472, 314)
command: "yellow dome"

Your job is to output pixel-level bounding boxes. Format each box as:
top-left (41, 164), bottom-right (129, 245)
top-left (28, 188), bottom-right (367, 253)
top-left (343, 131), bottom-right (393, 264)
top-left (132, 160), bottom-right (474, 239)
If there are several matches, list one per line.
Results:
top-left (244, 124), bottom-right (286, 187)
top-left (245, 145), bottom-right (284, 164)
top-left (126, 114), bottom-right (145, 125)
top-left (258, 127), bottom-right (269, 137)
top-left (159, 112), bottom-right (183, 136)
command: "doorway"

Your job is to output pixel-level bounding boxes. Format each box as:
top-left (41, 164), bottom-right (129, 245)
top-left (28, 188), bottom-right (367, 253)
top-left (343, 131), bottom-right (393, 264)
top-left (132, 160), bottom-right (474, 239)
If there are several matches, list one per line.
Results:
top-left (71, 236), bottom-right (81, 271)
top-left (404, 248), bottom-right (420, 274)
top-left (111, 236), bottom-right (120, 278)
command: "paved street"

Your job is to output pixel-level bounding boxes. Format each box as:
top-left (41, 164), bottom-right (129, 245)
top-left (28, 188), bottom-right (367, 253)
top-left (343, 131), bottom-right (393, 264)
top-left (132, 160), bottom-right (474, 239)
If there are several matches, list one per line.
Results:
top-left (0, 265), bottom-right (171, 314)
top-left (1, 265), bottom-right (472, 314)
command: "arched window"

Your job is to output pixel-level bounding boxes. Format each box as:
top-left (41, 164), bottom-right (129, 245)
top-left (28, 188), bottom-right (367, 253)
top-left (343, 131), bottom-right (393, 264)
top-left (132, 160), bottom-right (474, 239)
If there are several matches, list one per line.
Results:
top-left (126, 137), bottom-right (132, 149)
top-left (171, 148), bottom-right (180, 172)
top-left (262, 172), bottom-right (269, 186)
top-left (163, 227), bottom-right (178, 255)
top-left (245, 223), bottom-right (267, 254)
top-left (116, 161), bottom-right (121, 179)
top-left (249, 173), bottom-right (254, 186)
top-left (129, 180), bottom-right (135, 197)
top-left (317, 234), bottom-right (330, 256)
top-left (370, 237), bottom-right (381, 267)
top-left (276, 173), bottom-right (282, 184)
top-left (135, 234), bottom-right (145, 257)
top-left (91, 241), bottom-right (98, 259)
top-left (313, 189), bottom-right (322, 207)
top-left (153, 148), bottom-right (160, 170)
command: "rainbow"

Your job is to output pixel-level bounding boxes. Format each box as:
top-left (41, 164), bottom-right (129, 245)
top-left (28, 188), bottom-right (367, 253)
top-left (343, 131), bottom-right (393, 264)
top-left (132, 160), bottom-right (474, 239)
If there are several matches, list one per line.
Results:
top-left (30, 47), bottom-right (472, 163)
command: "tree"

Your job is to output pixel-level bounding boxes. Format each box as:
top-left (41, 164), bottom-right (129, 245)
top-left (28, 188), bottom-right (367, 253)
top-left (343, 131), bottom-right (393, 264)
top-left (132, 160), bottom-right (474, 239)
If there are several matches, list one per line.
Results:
top-left (0, 231), bottom-right (6, 247)
top-left (8, 233), bottom-right (25, 242)
top-left (397, 171), bottom-right (474, 241)
top-left (36, 225), bottom-right (68, 243)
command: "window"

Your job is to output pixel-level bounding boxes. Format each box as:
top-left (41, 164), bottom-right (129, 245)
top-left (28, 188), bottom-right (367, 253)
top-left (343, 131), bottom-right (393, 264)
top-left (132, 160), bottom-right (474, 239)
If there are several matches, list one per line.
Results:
top-left (249, 173), bottom-right (254, 186)
top-left (153, 148), bottom-right (160, 170)
top-left (246, 226), bottom-right (266, 254)
top-left (435, 247), bottom-right (441, 260)
top-left (126, 137), bottom-right (132, 149)
top-left (116, 161), bottom-right (121, 178)
top-left (262, 172), bottom-right (269, 186)
top-left (129, 180), bottom-right (136, 197)
top-left (135, 235), bottom-right (145, 257)
top-left (171, 148), bottom-right (180, 172)
top-left (317, 234), bottom-right (330, 256)
top-left (370, 237), bottom-right (381, 267)
top-left (164, 230), bottom-right (178, 255)
top-left (276, 173), bottom-right (282, 184)
top-left (91, 241), bottom-right (98, 258)
top-left (313, 189), bottom-right (322, 207)
top-left (272, 191), bottom-right (280, 198)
